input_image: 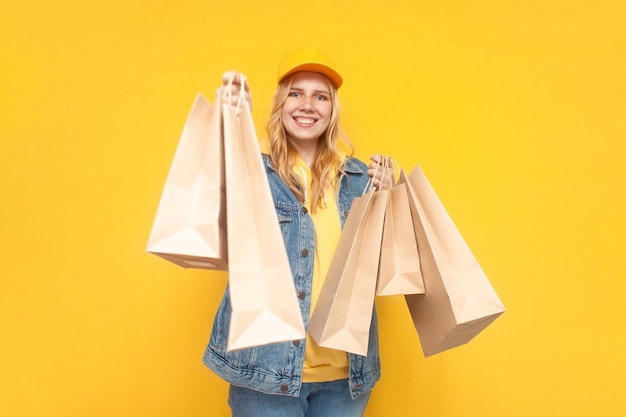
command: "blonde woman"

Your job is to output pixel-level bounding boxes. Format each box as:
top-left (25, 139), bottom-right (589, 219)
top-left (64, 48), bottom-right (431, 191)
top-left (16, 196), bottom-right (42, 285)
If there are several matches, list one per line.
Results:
top-left (204, 47), bottom-right (392, 417)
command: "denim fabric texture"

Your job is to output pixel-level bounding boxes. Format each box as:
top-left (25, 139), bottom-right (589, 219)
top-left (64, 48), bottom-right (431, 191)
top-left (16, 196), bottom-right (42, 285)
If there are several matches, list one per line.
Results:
top-left (228, 379), bottom-right (371, 417)
top-left (203, 154), bottom-right (381, 399)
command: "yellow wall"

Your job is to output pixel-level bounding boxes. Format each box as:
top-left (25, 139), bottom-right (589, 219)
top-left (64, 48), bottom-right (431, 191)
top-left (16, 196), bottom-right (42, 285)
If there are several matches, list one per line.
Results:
top-left (2, 0), bottom-right (625, 416)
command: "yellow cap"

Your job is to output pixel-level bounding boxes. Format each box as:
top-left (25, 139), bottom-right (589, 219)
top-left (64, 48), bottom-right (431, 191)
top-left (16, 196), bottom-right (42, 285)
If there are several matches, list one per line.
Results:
top-left (277, 47), bottom-right (343, 89)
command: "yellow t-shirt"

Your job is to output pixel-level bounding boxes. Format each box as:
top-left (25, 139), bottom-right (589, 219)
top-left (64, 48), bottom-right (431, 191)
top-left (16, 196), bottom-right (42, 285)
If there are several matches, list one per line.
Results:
top-left (292, 155), bottom-right (349, 383)
top-left (259, 139), bottom-right (349, 382)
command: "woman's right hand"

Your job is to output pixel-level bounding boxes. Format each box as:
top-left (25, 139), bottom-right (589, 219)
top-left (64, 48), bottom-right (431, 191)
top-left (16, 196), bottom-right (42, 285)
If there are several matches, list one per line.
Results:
top-left (216, 70), bottom-right (252, 109)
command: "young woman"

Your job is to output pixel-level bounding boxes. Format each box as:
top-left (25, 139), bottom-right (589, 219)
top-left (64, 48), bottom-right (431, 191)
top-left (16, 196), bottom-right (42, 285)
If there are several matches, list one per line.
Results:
top-left (203, 47), bottom-right (392, 417)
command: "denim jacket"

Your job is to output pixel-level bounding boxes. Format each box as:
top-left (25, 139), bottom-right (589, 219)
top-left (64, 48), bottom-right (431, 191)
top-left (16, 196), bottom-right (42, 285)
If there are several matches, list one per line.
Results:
top-left (203, 154), bottom-right (381, 399)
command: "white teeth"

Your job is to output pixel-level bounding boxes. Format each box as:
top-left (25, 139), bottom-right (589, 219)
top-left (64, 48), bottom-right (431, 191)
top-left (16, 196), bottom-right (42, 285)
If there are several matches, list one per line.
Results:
top-left (295, 117), bottom-right (315, 125)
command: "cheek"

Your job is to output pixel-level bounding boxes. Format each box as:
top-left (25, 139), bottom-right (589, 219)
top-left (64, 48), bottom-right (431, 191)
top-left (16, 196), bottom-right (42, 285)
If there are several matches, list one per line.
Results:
top-left (320, 104), bottom-right (333, 125)
top-left (321, 102), bottom-right (333, 117)
top-left (280, 109), bottom-right (290, 127)
top-left (281, 102), bottom-right (296, 120)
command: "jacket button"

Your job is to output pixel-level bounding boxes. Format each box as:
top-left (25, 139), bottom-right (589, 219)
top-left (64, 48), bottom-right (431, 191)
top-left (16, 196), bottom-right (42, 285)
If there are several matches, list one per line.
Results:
top-left (298, 291), bottom-right (306, 300)
top-left (302, 206), bottom-right (308, 214)
top-left (292, 340), bottom-right (300, 347)
top-left (301, 248), bottom-right (309, 257)
top-left (280, 384), bottom-right (289, 392)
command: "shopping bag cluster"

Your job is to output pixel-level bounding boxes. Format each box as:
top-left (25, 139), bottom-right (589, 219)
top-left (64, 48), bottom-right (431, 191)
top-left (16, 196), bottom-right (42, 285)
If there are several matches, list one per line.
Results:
top-left (310, 158), bottom-right (505, 357)
top-left (147, 88), bottom-right (504, 357)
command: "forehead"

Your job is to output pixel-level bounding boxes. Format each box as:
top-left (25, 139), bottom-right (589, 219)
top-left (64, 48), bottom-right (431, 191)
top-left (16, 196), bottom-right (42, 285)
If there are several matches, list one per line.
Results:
top-left (290, 71), bottom-right (332, 92)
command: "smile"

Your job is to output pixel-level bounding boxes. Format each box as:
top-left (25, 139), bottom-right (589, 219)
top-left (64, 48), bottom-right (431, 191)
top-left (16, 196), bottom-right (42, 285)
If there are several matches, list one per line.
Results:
top-left (293, 117), bottom-right (317, 125)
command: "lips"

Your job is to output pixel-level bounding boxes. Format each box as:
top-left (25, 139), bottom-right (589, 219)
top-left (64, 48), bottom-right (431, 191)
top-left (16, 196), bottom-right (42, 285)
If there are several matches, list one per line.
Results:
top-left (293, 116), bottom-right (317, 125)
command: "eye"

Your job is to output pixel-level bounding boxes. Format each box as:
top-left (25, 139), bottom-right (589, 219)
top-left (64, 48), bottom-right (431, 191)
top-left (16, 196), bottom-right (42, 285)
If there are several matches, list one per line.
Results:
top-left (314, 94), bottom-right (329, 101)
top-left (288, 91), bottom-right (302, 98)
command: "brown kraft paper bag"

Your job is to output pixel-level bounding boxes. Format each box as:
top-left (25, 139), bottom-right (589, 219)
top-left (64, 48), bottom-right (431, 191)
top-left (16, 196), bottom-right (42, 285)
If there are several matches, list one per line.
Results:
top-left (376, 168), bottom-right (425, 296)
top-left (402, 166), bottom-right (505, 357)
top-left (309, 184), bottom-right (388, 356)
top-left (147, 93), bottom-right (227, 270)
top-left (221, 88), bottom-right (305, 351)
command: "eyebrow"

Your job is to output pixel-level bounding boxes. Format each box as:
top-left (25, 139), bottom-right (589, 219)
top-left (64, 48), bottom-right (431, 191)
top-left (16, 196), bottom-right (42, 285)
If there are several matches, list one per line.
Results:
top-left (290, 87), bottom-right (331, 95)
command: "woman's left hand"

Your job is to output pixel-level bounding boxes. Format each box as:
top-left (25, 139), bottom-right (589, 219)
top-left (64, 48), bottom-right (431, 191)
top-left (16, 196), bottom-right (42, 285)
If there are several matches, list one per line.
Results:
top-left (367, 154), bottom-right (396, 190)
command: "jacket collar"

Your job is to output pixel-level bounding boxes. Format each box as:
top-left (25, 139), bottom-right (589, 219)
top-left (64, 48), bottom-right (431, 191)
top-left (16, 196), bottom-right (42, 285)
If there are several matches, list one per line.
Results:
top-left (260, 138), bottom-right (361, 174)
top-left (262, 152), bottom-right (362, 175)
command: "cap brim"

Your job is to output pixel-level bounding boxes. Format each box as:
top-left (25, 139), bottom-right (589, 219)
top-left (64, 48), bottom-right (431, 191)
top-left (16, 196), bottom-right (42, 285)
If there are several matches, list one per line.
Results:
top-left (280, 63), bottom-right (343, 89)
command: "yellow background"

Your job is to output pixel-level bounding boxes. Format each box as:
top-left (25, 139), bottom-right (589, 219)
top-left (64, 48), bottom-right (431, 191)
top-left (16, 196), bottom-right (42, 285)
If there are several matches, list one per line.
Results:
top-left (2, 0), bottom-right (625, 416)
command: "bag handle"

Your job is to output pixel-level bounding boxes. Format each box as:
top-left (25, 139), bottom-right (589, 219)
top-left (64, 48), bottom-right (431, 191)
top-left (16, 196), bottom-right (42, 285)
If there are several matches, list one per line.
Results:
top-left (223, 72), bottom-right (248, 115)
top-left (363, 155), bottom-right (389, 195)
top-left (387, 157), bottom-right (400, 183)
top-left (379, 156), bottom-right (396, 190)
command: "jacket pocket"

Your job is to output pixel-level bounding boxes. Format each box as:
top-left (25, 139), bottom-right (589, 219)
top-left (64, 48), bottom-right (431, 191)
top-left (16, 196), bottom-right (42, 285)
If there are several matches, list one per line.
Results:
top-left (275, 205), bottom-right (294, 242)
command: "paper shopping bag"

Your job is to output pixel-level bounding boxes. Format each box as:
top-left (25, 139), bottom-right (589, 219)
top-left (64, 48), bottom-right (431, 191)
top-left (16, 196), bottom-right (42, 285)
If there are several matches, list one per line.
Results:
top-left (308, 185), bottom-right (389, 356)
top-left (402, 166), bottom-right (505, 357)
top-left (147, 93), bottom-right (227, 270)
top-left (376, 170), bottom-right (425, 296)
top-left (222, 93), bottom-right (305, 351)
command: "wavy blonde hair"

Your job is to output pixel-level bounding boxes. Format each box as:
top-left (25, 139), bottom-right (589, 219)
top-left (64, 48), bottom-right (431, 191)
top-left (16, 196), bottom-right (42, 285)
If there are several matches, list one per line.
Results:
top-left (265, 73), bottom-right (354, 212)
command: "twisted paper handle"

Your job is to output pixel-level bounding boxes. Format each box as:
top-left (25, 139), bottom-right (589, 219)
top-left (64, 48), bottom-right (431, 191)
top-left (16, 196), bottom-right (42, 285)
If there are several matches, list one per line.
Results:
top-left (223, 72), bottom-right (247, 115)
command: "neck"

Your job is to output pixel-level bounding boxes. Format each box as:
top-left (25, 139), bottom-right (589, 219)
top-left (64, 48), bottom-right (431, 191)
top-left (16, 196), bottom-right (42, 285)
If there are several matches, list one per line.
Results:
top-left (289, 141), bottom-right (318, 167)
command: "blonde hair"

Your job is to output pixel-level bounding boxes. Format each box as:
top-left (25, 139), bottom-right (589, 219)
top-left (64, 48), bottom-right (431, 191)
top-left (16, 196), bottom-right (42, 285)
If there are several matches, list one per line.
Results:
top-left (265, 73), bottom-right (354, 212)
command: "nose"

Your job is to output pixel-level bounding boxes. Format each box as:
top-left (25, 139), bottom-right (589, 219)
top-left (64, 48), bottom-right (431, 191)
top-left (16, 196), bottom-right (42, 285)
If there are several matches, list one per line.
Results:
top-left (300, 95), bottom-right (314, 111)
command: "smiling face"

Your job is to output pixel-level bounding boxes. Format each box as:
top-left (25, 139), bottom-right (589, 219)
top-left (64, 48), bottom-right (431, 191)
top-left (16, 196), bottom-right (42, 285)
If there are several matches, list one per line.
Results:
top-left (281, 71), bottom-right (333, 153)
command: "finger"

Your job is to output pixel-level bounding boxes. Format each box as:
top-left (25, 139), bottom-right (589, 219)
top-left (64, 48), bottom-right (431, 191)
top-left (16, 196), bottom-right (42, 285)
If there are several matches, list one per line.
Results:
top-left (215, 85), bottom-right (238, 99)
top-left (368, 160), bottom-right (385, 171)
top-left (373, 177), bottom-right (388, 190)
top-left (222, 71), bottom-right (250, 91)
top-left (370, 154), bottom-right (382, 165)
top-left (227, 95), bottom-right (244, 106)
top-left (240, 77), bottom-right (250, 93)
top-left (367, 167), bottom-right (381, 178)
top-left (222, 70), bottom-right (239, 86)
